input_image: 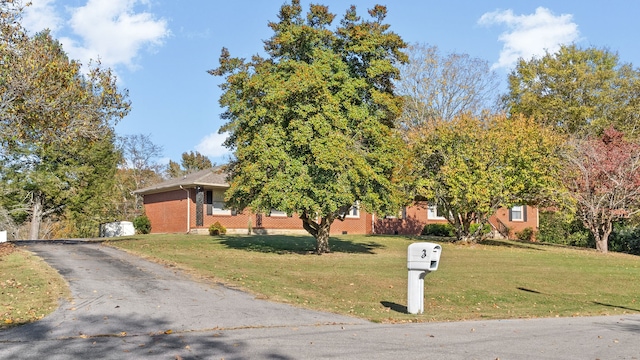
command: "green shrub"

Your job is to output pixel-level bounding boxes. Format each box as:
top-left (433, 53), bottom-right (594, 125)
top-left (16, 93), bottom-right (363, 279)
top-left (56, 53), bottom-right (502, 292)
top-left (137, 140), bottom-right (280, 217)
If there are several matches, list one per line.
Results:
top-left (469, 223), bottom-right (492, 236)
top-left (567, 231), bottom-right (592, 247)
top-left (421, 223), bottom-right (454, 237)
top-left (209, 221), bottom-right (227, 236)
top-left (537, 211), bottom-right (568, 244)
top-left (538, 210), bottom-right (593, 247)
top-left (133, 215), bottom-right (151, 234)
top-left (516, 227), bottom-right (535, 242)
top-left (609, 224), bottom-right (640, 255)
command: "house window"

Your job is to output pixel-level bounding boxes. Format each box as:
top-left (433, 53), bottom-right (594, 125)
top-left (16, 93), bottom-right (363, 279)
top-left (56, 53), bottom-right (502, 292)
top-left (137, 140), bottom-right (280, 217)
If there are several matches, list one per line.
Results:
top-left (209, 189), bottom-right (231, 215)
top-left (509, 205), bottom-right (526, 222)
top-left (346, 202), bottom-right (360, 218)
top-left (269, 209), bottom-right (288, 217)
top-left (427, 205), bottom-right (447, 220)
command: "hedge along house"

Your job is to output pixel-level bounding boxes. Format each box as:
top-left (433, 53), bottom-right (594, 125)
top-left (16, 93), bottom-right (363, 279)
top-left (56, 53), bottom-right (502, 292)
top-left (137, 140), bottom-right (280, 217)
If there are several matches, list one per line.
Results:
top-left (135, 167), bottom-right (538, 238)
top-left (133, 168), bottom-right (373, 235)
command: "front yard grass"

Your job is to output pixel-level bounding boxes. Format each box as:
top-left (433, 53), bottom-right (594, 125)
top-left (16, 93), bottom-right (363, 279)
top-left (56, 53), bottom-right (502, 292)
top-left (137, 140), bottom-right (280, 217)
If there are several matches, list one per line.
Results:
top-left (0, 243), bottom-right (70, 329)
top-left (108, 234), bottom-right (640, 323)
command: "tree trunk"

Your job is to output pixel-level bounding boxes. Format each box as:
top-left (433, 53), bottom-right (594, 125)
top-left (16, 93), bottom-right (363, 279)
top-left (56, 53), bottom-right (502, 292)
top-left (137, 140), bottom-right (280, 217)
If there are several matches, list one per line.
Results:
top-left (300, 212), bottom-right (334, 254)
top-left (315, 220), bottom-right (331, 254)
top-left (595, 236), bottom-right (609, 253)
top-left (595, 222), bottom-right (612, 253)
top-left (588, 219), bottom-right (612, 253)
top-left (29, 191), bottom-right (44, 240)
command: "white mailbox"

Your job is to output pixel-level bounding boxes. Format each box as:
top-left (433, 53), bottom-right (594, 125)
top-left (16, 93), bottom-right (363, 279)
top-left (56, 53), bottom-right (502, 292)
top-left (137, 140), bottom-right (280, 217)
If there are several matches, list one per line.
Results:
top-left (407, 242), bottom-right (441, 314)
top-left (407, 242), bottom-right (441, 271)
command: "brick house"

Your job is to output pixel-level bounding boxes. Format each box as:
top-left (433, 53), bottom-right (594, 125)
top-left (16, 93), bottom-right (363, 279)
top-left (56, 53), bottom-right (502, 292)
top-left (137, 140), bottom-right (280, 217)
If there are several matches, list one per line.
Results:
top-left (134, 168), bottom-right (537, 238)
top-left (133, 168), bottom-right (372, 235)
top-left (374, 201), bottom-right (538, 239)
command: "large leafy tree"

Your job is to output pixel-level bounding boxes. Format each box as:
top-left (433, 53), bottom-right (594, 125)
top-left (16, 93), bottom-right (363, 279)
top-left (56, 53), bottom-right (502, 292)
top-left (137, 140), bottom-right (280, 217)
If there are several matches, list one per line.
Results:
top-left (396, 44), bottom-right (500, 133)
top-left (0, 5), bottom-right (130, 239)
top-left (412, 113), bottom-right (565, 241)
top-left (564, 128), bottom-right (640, 253)
top-left (210, 1), bottom-right (407, 253)
top-left (503, 45), bottom-right (640, 138)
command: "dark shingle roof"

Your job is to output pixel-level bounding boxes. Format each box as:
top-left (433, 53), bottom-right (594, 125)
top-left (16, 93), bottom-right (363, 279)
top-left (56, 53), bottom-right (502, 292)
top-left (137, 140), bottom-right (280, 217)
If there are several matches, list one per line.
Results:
top-left (133, 167), bottom-right (229, 195)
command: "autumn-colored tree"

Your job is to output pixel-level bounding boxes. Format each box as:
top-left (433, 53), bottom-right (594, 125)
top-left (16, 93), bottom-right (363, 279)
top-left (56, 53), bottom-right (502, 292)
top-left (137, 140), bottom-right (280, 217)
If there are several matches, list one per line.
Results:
top-left (166, 161), bottom-right (182, 179)
top-left (166, 151), bottom-right (213, 178)
top-left (397, 44), bottom-right (500, 133)
top-left (210, 1), bottom-right (407, 253)
top-left (503, 45), bottom-right (640, 138)
top-left (564, 128), bottom-right (640, 253)
top-left (0, 5), bottom-right (130, 239)
top-left (412, 113), bottom-right (565, 241)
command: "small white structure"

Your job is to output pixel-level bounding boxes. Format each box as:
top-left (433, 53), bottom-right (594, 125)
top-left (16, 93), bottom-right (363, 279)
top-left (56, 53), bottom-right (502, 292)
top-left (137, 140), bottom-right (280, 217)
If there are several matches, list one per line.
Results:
top-left (0, 230), bottom-right (6, 243)
top-left (407, 242), bottom-right (442, 314)
top-left (100, 221), bottom-right (135, 238)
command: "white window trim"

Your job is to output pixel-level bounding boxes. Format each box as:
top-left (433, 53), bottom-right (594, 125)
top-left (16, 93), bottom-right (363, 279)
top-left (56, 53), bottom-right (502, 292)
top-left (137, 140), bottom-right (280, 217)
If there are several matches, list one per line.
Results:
top-left (427, 205), bottom-right (447, 220)
top-left (212, 203), bottom-right (232, 216)
top-left (345, 202), bottom-right (360, 219)
top-left (269, 209), bottom-right (288, 217)
top-left (511, 205), bottom-right (524, 222)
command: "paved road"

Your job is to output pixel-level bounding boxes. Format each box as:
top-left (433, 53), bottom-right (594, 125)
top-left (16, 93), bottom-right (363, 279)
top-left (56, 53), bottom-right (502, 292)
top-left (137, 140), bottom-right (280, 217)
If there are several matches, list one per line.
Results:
top-left (1, 242), bottom-right (639, 359)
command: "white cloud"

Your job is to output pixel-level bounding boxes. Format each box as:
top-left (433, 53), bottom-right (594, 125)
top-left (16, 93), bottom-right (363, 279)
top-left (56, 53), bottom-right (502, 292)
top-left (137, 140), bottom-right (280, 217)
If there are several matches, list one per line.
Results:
top-left (63, 0), bottom-right (170, 70)
top-left (195, 132), bottom-right (231, 159)
top-left (21, 0), bottom-right (170, 71)
top-left (478, 7), bottom-right (580, 70)
top-left (22, 0), bottom-right (63, 33)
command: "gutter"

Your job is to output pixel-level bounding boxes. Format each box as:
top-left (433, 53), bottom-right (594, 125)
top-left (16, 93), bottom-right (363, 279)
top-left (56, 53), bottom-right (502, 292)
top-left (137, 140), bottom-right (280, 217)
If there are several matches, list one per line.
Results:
top-left (180, 186), bottom-right (191, 233)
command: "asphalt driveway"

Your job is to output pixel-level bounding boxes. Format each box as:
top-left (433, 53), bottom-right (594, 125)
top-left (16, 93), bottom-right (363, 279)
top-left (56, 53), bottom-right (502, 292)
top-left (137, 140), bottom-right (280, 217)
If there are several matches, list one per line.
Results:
top-left (1, 242), bottom-right (638, 359)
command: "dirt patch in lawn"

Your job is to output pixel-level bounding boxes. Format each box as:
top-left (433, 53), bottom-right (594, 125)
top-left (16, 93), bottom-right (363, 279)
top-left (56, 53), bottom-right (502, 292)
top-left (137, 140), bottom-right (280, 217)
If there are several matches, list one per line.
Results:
top-left (0, 243), bottom-right (15, 258)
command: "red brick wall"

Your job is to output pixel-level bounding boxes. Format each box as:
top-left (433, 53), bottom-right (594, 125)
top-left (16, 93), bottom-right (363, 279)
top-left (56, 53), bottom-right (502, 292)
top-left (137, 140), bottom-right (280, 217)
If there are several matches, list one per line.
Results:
top-left (375, 202), bottom-right (539, 238)
top-left (198, 211), bottom-right (372, 235)
top-left (143, 189), bottom-right (372, 235)
top-left (375, 202), bottom-right (438, 235)
top-left (143, 190), bottom-right (190, 233)
top-left (489, 205), bottom-right (538, 239)
top-left (329, 213), bottom-right (372, 235)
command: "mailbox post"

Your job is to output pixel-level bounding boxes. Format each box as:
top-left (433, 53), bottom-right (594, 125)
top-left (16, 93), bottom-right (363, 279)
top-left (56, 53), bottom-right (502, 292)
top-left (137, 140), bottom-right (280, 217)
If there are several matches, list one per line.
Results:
top-left (407, 242), bottom-right (441, 314)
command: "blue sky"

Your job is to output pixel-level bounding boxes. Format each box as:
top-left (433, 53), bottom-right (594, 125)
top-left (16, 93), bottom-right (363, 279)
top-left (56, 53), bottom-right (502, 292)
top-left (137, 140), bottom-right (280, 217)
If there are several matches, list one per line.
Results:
top-left (22, 0), bottom-right (640, 165)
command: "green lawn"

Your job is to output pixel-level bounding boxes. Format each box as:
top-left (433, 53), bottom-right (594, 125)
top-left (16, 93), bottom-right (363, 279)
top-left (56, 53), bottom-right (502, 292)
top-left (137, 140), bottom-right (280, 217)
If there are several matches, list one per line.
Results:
top-left (107, 234), bottom-right (640, 323)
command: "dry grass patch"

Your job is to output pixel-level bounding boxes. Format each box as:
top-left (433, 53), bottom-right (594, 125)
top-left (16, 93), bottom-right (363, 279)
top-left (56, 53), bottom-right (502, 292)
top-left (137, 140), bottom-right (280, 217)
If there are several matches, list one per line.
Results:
top-left (1, 244), bottom-right (70, 329)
